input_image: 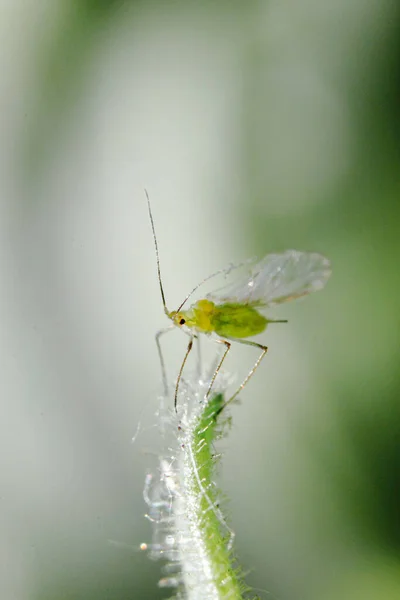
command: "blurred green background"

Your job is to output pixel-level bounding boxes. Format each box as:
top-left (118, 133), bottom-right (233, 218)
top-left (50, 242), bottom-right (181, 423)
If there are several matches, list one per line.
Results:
top-left (1, 1), bottom-right (400, 599)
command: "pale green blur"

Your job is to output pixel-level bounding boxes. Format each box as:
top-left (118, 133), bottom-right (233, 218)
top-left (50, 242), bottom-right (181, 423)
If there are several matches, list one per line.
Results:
top-left (1, 1), bottom-right (399, 599)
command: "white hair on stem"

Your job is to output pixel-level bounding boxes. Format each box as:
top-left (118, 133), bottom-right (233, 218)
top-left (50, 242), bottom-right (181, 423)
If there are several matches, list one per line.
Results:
top-left (140, 357), bottom-right (249, 600)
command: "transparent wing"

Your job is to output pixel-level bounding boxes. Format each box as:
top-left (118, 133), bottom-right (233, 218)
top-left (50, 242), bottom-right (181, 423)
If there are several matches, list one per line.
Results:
top-left (206, 250), bottom-right (331, 308)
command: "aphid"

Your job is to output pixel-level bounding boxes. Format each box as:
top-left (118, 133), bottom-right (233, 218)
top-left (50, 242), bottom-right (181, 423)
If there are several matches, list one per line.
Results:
top-left (146, 191), bottom-right (331, 413)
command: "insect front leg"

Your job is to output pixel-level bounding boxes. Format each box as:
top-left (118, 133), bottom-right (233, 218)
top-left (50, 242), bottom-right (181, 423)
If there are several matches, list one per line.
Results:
top-left (174, 334), bottom-right (197, 413)
top-left (155, 325), bottom-right (175, 397)
top-left (218, 338), bottom-right (268, 414)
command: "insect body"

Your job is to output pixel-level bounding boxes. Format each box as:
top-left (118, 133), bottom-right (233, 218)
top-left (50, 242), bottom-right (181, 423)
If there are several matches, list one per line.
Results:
top-left (170, 299), bottom-right (269, 338)
top-left (146, 192), bottom-right (331, 413)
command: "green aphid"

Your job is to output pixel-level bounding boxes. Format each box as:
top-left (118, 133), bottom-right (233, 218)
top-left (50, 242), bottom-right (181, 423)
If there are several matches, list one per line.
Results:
top-left (146, 192), bottom-right (331, 414)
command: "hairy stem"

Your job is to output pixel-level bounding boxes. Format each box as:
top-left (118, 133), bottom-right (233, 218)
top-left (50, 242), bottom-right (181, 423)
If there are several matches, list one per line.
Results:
top-left (143, 378), bottom-right (252, 599)
top-left (176, 393), bottom-right (244, 598)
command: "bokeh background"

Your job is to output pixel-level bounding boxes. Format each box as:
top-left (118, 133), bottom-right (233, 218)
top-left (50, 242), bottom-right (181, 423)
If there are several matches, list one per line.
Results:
top-left (1, 1), bottom-right (400, 599)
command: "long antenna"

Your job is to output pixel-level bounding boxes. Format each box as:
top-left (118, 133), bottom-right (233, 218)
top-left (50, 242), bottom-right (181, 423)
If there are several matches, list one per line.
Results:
top-left (145, 189), bottom-right (168, 314)
top-left (176, 266), bottom-right (232, 313)
top-left (175, 258), bottom-right (252, 313)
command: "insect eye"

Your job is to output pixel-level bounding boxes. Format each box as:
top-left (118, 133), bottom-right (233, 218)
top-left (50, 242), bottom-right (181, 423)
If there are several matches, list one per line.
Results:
top-left (179, 318), bottom-right (186, 325)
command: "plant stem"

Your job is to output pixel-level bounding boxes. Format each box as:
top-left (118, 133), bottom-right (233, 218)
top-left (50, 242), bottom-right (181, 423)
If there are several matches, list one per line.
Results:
top-left (143, 381), bottom-right (250, 599)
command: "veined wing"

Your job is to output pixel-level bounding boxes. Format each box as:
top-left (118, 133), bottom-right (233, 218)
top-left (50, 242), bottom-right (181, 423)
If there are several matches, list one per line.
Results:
top-left (206, 250), bottom-right (331, 308)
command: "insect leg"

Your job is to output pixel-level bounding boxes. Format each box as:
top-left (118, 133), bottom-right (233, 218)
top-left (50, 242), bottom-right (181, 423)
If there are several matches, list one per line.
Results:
top-left (155, 325), bottom-right (175, 396)
top-left (196, 336), bottom-right (202, 379)
top-left (206, 339), bottom-right (231, 400)
top-left (218, 338), bottom-right (268, 414)
top-left (174, 335), bottom-right (196, 413)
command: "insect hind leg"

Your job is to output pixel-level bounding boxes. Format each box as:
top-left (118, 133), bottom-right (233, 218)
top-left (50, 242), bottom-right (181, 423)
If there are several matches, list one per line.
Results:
top-left (217, 338), bottom-right (268, 414)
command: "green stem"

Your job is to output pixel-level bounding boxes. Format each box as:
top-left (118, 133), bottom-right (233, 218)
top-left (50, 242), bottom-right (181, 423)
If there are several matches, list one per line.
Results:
top-left (143, 383), bottom-right (253, 599)
top-left (176, 393), bottom-right (245, 598)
